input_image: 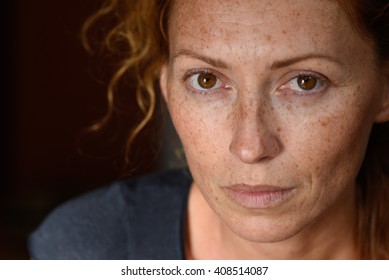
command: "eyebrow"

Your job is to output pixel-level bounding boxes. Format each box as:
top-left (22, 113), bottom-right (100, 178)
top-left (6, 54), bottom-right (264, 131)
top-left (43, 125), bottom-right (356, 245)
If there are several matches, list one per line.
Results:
top-left (270, 54), bottom-right (343, 69)
top-left (172, 49), bottom-right (231, 69)
top-left (172, 49), bottom-right (343, 70)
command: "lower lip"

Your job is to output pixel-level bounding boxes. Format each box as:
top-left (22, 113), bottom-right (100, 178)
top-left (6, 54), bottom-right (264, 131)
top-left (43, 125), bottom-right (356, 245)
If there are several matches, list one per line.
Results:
top-left (223, 187), bottom-right (296, 209)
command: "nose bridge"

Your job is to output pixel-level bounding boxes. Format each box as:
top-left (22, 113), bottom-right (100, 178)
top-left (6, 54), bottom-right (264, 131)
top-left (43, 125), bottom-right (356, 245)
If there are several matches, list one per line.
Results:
top-left (240, 92), bottom-right (266, 126)
top-left (236, 94), bottom-right (269, 145)
top-left (229, 89), bottom-right (280, 163)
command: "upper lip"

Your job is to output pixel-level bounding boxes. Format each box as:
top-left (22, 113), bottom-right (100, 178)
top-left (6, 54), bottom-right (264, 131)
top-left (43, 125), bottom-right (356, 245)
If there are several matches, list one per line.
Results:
top-left (223, 184), bottom-right (294, 192)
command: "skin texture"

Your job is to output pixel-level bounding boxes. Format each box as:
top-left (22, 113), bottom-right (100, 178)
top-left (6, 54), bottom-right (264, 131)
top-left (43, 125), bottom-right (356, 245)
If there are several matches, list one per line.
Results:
top-left (160, 0), bottom-right (389, 259)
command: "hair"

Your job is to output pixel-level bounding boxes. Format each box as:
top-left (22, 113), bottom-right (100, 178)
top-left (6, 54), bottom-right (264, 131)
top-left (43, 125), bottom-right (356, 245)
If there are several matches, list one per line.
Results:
top-left (80, 0), bottom-right (171, 168)
top-left (335, 0), bottom-right (389, 260)
top-left (81, 0), bottom-right (389, 259)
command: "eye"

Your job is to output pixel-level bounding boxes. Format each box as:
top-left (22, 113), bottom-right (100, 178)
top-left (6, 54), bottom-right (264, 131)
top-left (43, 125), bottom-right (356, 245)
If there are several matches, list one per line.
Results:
top-left (297, 75), bottom-right (317, 90)
top-left (197, 72), bottom-right (218, 89)
top-left (279, 73), bottom-right (327, 95)
top-left (187, 71), bottom-right (222, 91)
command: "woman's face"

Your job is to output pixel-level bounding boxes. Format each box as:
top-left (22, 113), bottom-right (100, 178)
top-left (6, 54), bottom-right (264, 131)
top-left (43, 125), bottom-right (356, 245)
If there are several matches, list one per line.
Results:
top-left (160, 0), bottom-right (389, 242)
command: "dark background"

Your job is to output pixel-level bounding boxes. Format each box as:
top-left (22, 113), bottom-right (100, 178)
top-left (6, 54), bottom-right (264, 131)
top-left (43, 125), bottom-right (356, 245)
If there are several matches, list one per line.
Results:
top-left (1, 1), bottom-right (177, 259)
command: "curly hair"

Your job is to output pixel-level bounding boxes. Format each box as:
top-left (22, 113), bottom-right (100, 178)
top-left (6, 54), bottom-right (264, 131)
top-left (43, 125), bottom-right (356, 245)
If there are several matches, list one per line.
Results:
top-left (81, 0), bottom-right (389, 259)
top-left (80, 0), bottom-right (171, 166)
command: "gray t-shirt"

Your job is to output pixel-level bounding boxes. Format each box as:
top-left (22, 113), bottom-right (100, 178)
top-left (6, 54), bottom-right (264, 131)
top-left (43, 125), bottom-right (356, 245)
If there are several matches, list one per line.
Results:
top-left (28, 169), bottom-right (192, 259)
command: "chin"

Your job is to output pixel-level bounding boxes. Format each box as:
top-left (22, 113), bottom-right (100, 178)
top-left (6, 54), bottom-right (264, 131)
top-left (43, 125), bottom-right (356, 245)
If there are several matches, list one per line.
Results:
top-left (224, 211), bottom-right (310, 244)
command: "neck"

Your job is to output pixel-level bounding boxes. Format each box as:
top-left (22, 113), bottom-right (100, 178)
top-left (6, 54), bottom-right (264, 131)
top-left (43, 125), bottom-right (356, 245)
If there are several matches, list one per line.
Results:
top-left (186, 182), bottom-right (358, 260)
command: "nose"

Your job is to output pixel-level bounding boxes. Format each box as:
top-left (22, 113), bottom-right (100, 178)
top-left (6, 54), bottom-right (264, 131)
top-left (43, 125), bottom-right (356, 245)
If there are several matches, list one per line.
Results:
top-left (229, 101), bottom-right (281, 164)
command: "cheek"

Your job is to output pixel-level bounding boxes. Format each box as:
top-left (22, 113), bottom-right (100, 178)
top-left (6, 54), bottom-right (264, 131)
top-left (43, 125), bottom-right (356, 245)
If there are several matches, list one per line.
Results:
top-left (171, 106), bottom-right (227, 163)
top-left (287, 93), bottom-right (376, 188)
top-left (167, 92), bottom-right (231, 174)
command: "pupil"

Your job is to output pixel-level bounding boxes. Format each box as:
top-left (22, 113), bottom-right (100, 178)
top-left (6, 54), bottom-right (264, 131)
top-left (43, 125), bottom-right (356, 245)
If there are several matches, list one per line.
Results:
top-left (198, 73), bottom-right (217, 89)
top-left (297, 75), bottom-right (317, 90)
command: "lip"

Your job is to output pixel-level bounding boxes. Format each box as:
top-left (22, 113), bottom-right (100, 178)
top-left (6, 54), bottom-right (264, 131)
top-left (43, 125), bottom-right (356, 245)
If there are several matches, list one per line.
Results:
top-left (223, 184), bottom-right (296, 209)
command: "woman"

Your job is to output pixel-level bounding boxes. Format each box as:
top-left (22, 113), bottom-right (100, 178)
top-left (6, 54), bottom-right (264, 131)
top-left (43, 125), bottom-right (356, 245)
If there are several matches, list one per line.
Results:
top-left (29, 0), bottom-right (389, 259)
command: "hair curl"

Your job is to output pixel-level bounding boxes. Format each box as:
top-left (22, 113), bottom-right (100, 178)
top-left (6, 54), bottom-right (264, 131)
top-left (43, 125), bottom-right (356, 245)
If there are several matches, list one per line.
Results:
top-left (81, 0), bottom-right (389, 259)
top-left (80, 0), bottom-right (171, 167)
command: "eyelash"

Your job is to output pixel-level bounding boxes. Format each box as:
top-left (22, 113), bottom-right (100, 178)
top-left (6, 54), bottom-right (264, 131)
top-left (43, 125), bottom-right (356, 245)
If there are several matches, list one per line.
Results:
top-left (181, 69), bottom-right (329, 96)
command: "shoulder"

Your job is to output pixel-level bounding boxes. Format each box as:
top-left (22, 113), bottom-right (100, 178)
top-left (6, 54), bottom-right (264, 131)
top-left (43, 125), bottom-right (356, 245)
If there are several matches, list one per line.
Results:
top-left (28, 168), bottom-right (192, 259)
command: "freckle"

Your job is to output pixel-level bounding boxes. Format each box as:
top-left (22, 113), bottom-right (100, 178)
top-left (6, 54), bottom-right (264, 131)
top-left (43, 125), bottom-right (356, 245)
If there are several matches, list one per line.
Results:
top-left (227, 112), bottom-right (233, 121)
top-left (282, 30), bottom-right (287, 34)
top-left (319, 118), bottom-right (330, 127)
top-left (265, 34), bottom-right (272, 41)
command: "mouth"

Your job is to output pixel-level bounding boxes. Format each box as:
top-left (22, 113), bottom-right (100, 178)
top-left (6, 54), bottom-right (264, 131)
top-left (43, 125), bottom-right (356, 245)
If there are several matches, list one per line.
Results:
top-left (223, 184), bottom-right (297, 209)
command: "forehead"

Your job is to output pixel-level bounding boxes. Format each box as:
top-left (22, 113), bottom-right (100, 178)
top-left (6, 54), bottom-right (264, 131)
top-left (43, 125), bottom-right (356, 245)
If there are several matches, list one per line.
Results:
top-left (171, 0), bottom-right (339, 25)
top-left (168, 0), bottom-right (363, 61)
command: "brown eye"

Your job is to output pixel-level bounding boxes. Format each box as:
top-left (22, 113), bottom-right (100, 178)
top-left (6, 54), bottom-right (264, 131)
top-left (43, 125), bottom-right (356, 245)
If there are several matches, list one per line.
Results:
top-left (297, 75), bottom-right (317, 90)
top-left (197, 72), bottom-right (217, 89)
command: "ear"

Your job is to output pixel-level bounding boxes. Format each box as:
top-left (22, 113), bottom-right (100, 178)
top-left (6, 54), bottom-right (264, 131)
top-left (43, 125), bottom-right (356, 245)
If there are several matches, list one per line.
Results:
top-left (374, 67), bottom-right (389, 123)
top-left (159, 63), bottom-right (169, 102)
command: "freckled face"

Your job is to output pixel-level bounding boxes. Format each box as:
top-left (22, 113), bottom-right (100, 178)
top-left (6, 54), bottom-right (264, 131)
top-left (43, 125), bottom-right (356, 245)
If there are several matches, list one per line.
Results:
top-left (160, 0), bottom-right (387, 242)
